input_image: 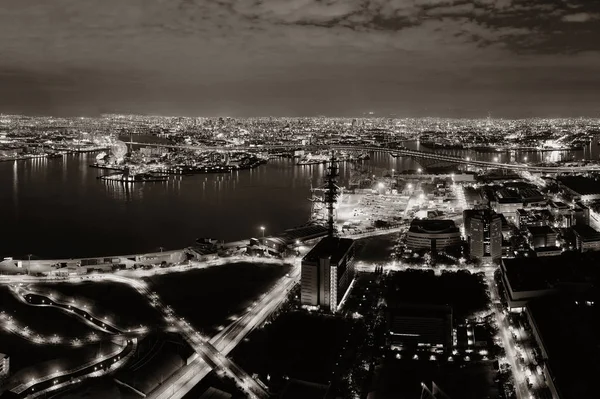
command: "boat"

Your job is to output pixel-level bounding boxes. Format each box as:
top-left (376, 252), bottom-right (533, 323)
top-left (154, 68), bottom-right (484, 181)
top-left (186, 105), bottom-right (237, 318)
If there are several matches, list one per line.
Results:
top-left (98, 172), bottom-right (168, 182)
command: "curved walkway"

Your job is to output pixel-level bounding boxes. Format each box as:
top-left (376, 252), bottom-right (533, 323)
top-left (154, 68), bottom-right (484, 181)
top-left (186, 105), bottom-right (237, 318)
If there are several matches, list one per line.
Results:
top-left (10, 338), bottom-right (137, 398)
top-left (10, 286), bottom-right (123, 335)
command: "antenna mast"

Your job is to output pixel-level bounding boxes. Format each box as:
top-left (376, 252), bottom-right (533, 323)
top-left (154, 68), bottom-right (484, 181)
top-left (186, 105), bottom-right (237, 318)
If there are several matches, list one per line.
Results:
top-left (324, 151), bottom-right (340, 237)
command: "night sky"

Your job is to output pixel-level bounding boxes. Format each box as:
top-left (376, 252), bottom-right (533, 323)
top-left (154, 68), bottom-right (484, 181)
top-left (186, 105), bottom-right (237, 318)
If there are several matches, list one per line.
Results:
top-left (1, 0), bottom-right (599, 117)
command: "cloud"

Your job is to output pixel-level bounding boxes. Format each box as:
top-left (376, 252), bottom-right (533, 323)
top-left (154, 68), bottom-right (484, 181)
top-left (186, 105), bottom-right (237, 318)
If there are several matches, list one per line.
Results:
top-left (426, 3), bottom-right (475, 16)
top-left (1, 0), bottom-right (600, 116)
top-left (562, 12), bottom-right (599, 22)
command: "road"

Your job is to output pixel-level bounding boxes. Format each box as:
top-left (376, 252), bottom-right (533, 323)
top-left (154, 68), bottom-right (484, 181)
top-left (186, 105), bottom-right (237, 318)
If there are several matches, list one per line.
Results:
top-left (117, 276), bottom-right (270, 399)
top-left (485, 269), bottom-right (530, 399)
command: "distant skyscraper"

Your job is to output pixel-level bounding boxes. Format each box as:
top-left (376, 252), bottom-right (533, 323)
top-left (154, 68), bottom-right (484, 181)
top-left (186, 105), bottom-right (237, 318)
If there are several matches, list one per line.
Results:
top-left (301, 237), bottom-right (355, 312)
top-left (467, 209), bottom-right (502, 263)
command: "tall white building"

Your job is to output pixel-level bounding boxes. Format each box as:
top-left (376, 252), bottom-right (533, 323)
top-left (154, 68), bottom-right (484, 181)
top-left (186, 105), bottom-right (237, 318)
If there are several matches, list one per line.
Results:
top-left (301, 237), bottom-right (355, 313)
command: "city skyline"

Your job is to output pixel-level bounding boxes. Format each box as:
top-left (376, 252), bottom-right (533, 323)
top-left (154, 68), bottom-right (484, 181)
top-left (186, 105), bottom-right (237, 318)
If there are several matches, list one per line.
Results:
top-left (1, 0), bottom-right (600, 118)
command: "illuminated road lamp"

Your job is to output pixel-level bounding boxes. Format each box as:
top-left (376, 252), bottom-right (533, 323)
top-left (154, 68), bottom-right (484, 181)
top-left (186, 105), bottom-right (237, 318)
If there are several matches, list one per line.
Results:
top-left (417, 168), bottom-right (422, 173)
top-left (493, 156), bottom-right (499, 162)
top-left (259, 226), bottom-right (265, 238)
top-left (523, 156), bottom-right (528, 162)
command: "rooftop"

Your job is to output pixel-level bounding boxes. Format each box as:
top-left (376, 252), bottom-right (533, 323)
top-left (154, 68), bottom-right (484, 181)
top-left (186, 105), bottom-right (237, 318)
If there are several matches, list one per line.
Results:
top-left (280, 224), bottom-right (329, 243)
top-left (199, 387), bottom-right (232, 399)
top-left (571, 224), bottom-right (600, 240)
top-left (302, 236), bottom-right (355, 265)
top-left (502, 254), bottom-right (599, 292)
top-left (408, 219), bottom-right (459, 234)
top-left (558, 176), bottom-right (600, 196)
top-left (549, 200), bottom-right (569, 209)
top-left (528, 294), bottom-right (600, 399)
top-left (526, 225), bottom-right (556, 236)
top-left (280, 380), bottom-right (330, 399)
top-left (388, 302), bottom-right (452, 319)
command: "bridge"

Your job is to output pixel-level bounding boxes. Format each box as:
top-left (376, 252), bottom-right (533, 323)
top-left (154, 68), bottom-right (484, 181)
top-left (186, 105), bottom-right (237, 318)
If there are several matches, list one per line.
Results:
top-left (127, 141), bottom-right (600, 173)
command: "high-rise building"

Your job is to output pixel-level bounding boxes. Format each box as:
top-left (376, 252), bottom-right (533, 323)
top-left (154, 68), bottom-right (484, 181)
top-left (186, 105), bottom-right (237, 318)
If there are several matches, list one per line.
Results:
top-left (468, 209), bottom-right (502, 262)
top-left (0, 353), bottom-right (9, 378)
top-left (301, 237), bottom-right (355, 313)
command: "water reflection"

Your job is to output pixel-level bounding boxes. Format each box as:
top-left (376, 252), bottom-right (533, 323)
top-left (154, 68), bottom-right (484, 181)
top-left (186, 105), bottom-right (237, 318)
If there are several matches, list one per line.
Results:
top-left (1, 145), bottom-right (598, 259)
top-left (12, 160), bottom-right (18, 216)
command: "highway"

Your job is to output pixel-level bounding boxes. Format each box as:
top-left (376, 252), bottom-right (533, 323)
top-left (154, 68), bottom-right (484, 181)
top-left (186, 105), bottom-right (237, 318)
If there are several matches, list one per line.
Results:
top-left (109, 275), bottom-right (271, 399)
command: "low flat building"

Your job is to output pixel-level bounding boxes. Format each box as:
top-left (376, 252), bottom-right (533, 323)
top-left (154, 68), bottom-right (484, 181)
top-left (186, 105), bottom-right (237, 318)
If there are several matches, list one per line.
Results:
top-left (500, 256), bottom-right (595, 310)
top-left (406, 219), bottom-right (461, 251)
top-left (526, 294), bottom-right (599, 399)
top-left (526, 225), bottom-right (558, 249)
top-left (534, 246), bottom-right (562, 257)
top-left (199, 387), bottom-right (232, 399)
top-left (301, 236), bottom-right (355, 313)
top-left (387, 303), bottom-right (453, 350)
top-left (558, 176), bottom-right (600, 202)
top-left (573, 202), bottom-right (589, 226)
top-left (280, 379), bottom-right (330, 399)
top-left (571, 225), bottom-right (600, 252)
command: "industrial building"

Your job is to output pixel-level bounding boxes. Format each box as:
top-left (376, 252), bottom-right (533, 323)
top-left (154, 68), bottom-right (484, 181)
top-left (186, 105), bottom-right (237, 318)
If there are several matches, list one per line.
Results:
top-left (571, 225), bottom-right (600, 252)
top-left (301, 236), bottom-right (355, 313)
top-left (558, 176), bottom-right (600, 202)
top-left (464, 209), bottom-right (502, 263)
top-left (406, 219), bottom-right (461, 252)
top-left (526, 225), bottom-right (558, 249)
top-left (387, 303), bottom-right (453, 350)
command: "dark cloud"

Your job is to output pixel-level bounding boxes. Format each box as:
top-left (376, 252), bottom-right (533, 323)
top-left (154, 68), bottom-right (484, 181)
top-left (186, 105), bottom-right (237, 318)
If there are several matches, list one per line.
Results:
top-left (0, 0), bottom-right (599, 117)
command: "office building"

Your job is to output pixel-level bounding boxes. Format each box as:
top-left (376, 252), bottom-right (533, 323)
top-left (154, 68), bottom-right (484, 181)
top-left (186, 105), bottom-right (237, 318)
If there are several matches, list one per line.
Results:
top-left (387, 303), bottom-right (453, 350)
top-left (0, 353), bottom-right (8, 378)
top-left (301, 237), bottom-right (355, 313)
top-left (465, 209), bottom-right (502, 263)
top-left (574, 202), bottom-right (590, 226)
top-left (406, 219), bottom-right (461, 251)
top-left (526, 225), bottom-right (558, 249)
top-left (571, 225), bottom-right (600, 252)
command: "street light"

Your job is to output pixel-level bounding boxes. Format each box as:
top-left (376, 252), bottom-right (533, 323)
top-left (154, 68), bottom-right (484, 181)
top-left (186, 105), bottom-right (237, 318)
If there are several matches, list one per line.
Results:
top-left (260, 226), bottom-right (265, 238)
